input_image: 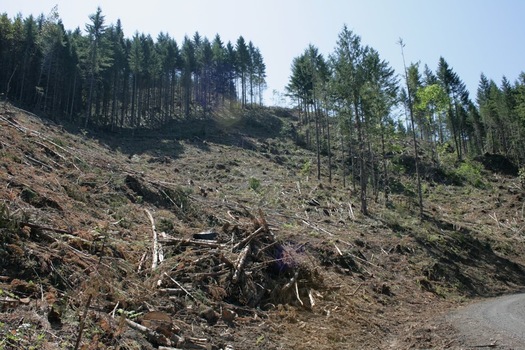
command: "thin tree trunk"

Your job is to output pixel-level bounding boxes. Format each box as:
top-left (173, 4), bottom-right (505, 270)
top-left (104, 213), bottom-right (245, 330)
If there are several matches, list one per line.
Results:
top-left (111, 69), bottom-right (118, 131)
top-left (354, 99), bottom-right (367, 216)
top-left (43, 55), bottom-right (53, 113)
top-left (85, 73), bottom-right (95, 128)
top-left (400, 39), bottom-right (423, 219)
top-left (380, 124), bottom-right (390, 203)
top-left (325, 104), bottom-right (332, 184)
top-left (69, 72), bottom-right (77, 121)
top-left (341, 131), bottom-right (346, 188)
top-left (314, 99), bottom-right (321, 181)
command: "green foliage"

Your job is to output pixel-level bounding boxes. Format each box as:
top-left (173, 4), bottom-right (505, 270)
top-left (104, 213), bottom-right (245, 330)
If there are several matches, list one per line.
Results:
top-left (249, 177), bottom-right (261, 192)
top-left (415, 84), bottom-right (449, 113)
top-left (169, 186), bottom-right (194, 213)
top-left (300, 159), bottom-right (312, 178)
top-left (0, 9), bottom-right (267, 129)
top-left (0, 321), bottom-right (47, 350)
top-left (157, 217), bottom-right (174, 233)
top-left (454, 161), bottom-right (486, 188)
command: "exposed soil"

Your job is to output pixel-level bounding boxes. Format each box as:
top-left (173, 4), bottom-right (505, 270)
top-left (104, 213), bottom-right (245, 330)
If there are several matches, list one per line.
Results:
top-left (1, 104), bottom-right (524, 349)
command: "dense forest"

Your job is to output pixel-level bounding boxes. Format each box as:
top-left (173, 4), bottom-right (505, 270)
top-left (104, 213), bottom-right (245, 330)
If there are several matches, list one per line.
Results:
top-left (1, 8), bottom-right (525, 217)
top-left (0, 7), bottom-right (267, 129)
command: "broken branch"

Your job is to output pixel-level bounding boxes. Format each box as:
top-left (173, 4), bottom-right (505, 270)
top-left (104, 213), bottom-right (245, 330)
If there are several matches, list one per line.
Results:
top-left (145, 209), bottom-right (160, 270)
top-left (159, 236), bottom-right (222, 248)
top-left (163, 273), bottom-right (198, 303)
top-left (125, 317), bottom-right (177, 346)
top-left (232, 244), bottom-right (251, 284)
top-left (232, 226), bottom-right (264, 251)
top-left (281, 271), bottom-right (299, 292)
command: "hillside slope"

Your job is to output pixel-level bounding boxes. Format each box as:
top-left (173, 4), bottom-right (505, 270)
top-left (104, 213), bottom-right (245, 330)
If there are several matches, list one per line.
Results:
top-left (1, 104), bottom-right (524, 349)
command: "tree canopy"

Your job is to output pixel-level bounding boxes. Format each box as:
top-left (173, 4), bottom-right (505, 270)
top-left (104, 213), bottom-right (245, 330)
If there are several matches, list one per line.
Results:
top-left (0, 8), bottom-right (267, 128)
top-left (287, 25), bottom-right (525, 216)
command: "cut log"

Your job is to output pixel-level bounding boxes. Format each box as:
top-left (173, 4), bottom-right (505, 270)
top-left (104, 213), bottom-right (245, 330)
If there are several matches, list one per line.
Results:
top-left (125, 317), bottom-right (176, 346)
top-left (159, 236), bottom-right (222, 248)
top-left (232, 244), bottom-right (251, 284)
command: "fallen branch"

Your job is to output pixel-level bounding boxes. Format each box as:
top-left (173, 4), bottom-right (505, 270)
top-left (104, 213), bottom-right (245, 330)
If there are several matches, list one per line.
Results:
top-left (232, 244), bottom-right (251, 284)
top-left (158, 188), bottom-right (178, 208)
top-left (74, 294), bottom-right (92, 350)
top-left (218, 253), bottom-right (235, 269)
top-left (350, 283), bottom-right (363, 296)
top-left (110, 301), bottom-right (119, 318)
top-left (471, 342), bottom-right (498, 348)
top-left (125, 317), bottom-right (177, 346)
top-left (308, 289), bottom-right (316, 308)
top-left (24, 154), bottom-right (53, 170)
top-left (255, 240), bottom-right (279, 259)
top-left (347, 251), bottom-right (380, 269)
top-left (19, 221), bottom-right (73, 235)
top-left (294, 281), bottom-right (303, 306)
top-left (258, 208), bottom-right (270, 231)
top-left (348, 202), bottom-right (355, 221)
top-left (300, 219), bottom-right (333, 236)
top-left (145, 209), bottom-right (160, 270)
top-left (232, 226), bottom-right (264, 251)
top-left (34, 140), bottom-right (67, 162)
top-left (281, 271), bottom-right (299, 292)
top-left (159, 236), bottom-right (222, 248)
top-left (137, 252), bottom-right (147, 272)
top-left (163, 273), bottom-right (198, 303)
top-left (158, 288), bottom-right (184, 296)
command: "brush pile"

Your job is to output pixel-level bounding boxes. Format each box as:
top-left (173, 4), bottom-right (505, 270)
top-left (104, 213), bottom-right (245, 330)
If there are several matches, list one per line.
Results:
top-left (158, 209), bottom-right (322, 309)
top-left (0, 205), bottom-right (323, 349)
top-left (123, 208), bottom-right (325, 348)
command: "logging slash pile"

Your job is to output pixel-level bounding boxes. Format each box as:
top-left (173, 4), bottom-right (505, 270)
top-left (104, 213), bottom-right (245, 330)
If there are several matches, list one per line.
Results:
top-left (0, 206), bottom-right (323, 349)
top-left (146, 209), bottom-right (324, 347)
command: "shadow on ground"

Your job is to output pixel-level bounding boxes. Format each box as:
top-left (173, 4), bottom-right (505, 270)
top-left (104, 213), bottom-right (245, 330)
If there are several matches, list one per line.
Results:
top-left (414, 215), bottom-right (525, 297)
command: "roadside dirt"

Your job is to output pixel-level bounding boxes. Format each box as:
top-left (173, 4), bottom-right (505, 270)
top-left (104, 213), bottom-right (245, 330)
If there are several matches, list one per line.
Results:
top-left (1, 105), bottom-right (524, 349)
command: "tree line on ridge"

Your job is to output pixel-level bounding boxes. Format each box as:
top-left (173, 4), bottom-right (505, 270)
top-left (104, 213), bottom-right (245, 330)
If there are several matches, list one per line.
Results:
top-left (0, 7), bottom-right (267, 129)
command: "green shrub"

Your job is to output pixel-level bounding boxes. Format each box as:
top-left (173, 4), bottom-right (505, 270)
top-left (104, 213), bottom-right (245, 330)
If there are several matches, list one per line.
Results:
top-left (249, 177), bottom-right (261, 192)
top-left (300, 160), bottom-right (312, 178)
top-left (455, 161), bottom-right (486, 188)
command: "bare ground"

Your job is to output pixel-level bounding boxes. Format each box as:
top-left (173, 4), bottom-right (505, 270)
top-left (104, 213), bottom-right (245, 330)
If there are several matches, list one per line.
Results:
top-left (1, 105), bottom-right (524, 349)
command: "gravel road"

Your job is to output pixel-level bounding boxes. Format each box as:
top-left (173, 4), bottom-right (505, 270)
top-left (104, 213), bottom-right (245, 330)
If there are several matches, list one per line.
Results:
top-left (448, 293), bottom-right (525, 349)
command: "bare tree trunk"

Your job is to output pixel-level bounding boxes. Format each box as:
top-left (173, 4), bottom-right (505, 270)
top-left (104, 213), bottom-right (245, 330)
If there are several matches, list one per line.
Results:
top-left (325, 104), bottom-right (332, 184)
top-left (341, 131), bottom-right (346, 188)
top-left (69, 72), bottom-right (77, 121)
top-left (314, 99), bottom-right (321, 181)
top-left (380, 123), bottom-right (390, 203)
top-left (354, 99), bottom-right (367, 216)
top-left (85, 73), bottom-right (95, 128)
top-left (399, 39), bottom-right (423, 219)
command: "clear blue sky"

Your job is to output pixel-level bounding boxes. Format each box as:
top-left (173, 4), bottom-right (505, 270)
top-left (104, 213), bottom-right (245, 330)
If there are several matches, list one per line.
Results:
top-left (3, 0), bottom-right (525, 106)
